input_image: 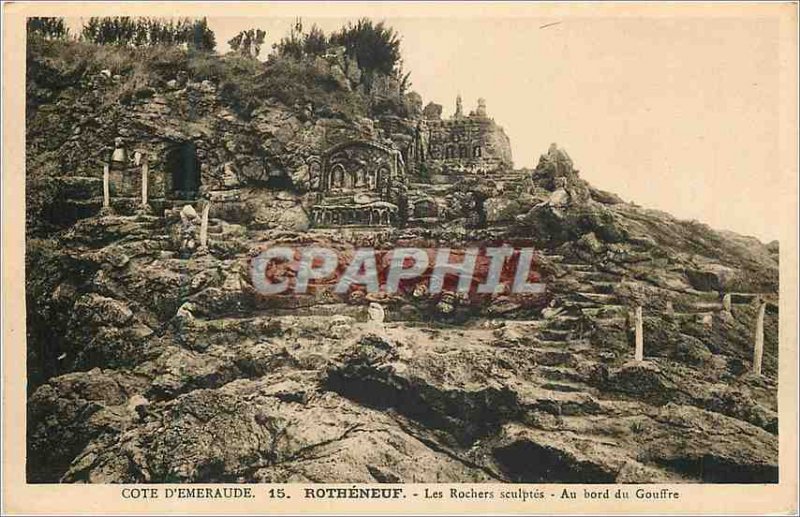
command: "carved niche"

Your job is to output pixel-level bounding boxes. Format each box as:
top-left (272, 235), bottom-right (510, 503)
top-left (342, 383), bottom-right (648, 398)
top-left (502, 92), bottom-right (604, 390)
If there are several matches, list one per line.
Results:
top-left (319, 141), bottom-right (398, 198)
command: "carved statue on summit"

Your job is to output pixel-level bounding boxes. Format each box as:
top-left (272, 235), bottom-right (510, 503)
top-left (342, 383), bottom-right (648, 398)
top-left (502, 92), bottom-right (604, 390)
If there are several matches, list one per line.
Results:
top-left (476, 98), bottom-right (487, 117)
top-left (454, 94), bottom-right (463, 118)
top-left (546, 142), bottom-right (573, 172)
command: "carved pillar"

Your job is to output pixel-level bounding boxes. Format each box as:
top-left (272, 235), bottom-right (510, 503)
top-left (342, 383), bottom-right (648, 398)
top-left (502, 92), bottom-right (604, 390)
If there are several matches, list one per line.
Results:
top-left (753, 300), bottom-right (766, 375)
top-left (141, 160), bottom-right (149, 207)
top-left (199, 199), bottom-right (211, 251)
top-left (102, 163), bottom-right (110, 210)
top-left (634, 305), bottom-right (644, 362)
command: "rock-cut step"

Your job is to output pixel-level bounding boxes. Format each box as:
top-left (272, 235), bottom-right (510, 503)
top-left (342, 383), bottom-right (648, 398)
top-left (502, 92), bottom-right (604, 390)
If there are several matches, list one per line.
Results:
top-left (571, 270), bottom-right (624, 283)
top-left (669, 311), bottom-right (715, 322)
top-left (517, 386), bottom-right (602, 416)
top-left (534, 338), bottom-right (592, 353)
top-left (684, 301), bottom-right (724, 311)
top-left (538, 328), bottom-right (574, 341)
top-left (574, 292), bottom-right (622, 305)
top-left (581, 306), bottom-right (629, 319)
top-left (561, 263), bottom-right (594, 272)
top-left (538, 253), bottom-right (565, 263)
top-left (584, 281), bottom-right (618, 294)
top-left (544, 315), bottom-right (585, 330)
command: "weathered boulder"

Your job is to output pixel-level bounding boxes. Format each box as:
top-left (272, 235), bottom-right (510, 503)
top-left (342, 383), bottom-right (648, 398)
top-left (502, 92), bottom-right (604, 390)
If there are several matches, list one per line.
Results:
top-left (642, 403), bottom-right (778, 483)
top-left (686, 264), bottom-right (736, 292)
top-left (484, 195), bottom-right (535, 224)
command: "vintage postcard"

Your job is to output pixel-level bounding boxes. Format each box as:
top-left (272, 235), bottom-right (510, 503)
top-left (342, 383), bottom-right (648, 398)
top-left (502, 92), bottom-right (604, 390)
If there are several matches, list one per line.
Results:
top-left (2, 1), bottom-right (798, 515)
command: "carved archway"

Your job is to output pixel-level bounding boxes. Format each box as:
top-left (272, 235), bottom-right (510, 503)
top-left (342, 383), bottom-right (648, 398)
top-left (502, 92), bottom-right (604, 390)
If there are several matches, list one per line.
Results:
top-left (329, 163), bottom-right (346, 189)
top-left (319, 140), bottom-right (398, 197)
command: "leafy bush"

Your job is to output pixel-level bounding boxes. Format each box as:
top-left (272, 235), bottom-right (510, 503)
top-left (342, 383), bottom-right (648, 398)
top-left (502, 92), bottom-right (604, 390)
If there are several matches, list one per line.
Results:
top-left (26, 37), bottom-right (191, 111)
top-left (303, 25), bottom-right (328, 57)
top-left (28, 16), bottom-right (414, 123)
top-left (275, 19), bottom-right (328, 59)
top-left (186, 49), bottom-right (228, 81)
top-left (269, 18), bottom-right (412, 117)
top-left (329, 18), bottom-right (401, 76)
top-left (274, 17), bottom-right (406, 84)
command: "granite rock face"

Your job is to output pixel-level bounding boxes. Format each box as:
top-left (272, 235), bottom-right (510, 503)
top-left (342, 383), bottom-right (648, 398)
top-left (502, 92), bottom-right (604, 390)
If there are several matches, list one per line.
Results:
top-left (26, 39), bottom-right (779, 484)
top-left (25, 189), bottom-right (779, 483)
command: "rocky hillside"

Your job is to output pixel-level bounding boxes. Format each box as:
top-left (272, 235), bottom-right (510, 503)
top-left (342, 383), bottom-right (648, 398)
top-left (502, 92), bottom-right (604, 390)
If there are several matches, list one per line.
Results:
top-left (26, 34), bottom-right (779, 484)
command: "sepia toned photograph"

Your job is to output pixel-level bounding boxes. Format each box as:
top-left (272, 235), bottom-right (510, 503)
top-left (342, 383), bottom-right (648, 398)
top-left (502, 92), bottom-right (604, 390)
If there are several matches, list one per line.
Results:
top-left (3, 2), bottom-right (798, 515)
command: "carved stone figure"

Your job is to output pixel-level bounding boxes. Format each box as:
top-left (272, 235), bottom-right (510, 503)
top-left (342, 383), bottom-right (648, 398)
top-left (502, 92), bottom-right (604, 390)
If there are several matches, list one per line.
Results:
top-left (436, 292), bottom-right (457, 315)
top-left (367, 302), bottom-right (385, 324)
top-left (179, 204), bottom-right (200, 258)
top-left (476, 97), bottom-right (487, 117)
top-left (111, 137), bottom-right (127, 163)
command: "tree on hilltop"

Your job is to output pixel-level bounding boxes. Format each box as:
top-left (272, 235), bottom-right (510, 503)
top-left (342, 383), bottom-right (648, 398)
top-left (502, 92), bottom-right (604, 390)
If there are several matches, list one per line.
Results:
top-left (228, 28), bottom-right (266, 58)
top-left (329, 18), bottom-right (402, 76)
top-left (27, 17), bottom-right (69, 40)
top-left (274, 18), bottom-right (328, 59)
top-left (80, 17), bottom-right (215, 51)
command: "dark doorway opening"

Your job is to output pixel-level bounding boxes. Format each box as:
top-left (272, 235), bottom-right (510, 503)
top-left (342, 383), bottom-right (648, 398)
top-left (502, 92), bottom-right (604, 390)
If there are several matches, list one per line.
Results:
top-left (166, 142), bottom-right (200, 199)
top-left (266, 173), bottom-right (294, 190)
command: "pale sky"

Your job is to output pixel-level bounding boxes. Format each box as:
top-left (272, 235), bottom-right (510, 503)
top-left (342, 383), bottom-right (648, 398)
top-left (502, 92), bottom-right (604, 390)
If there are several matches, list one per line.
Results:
top-left (64, 12), bottom-right (793, 242)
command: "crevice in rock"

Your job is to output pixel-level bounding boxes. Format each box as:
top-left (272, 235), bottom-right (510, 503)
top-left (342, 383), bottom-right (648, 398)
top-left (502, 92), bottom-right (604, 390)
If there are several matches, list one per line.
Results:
top-left (493, 439), bottom-right (617, 483)
top-left (392, 417), bottom-right (506, 482)
top-left (657, 455), bottom-right (778, 484)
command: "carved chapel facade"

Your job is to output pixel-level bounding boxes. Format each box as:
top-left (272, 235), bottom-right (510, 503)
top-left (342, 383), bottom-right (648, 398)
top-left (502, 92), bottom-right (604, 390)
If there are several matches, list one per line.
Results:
top-left (308, 96), bottom-right (515, 228)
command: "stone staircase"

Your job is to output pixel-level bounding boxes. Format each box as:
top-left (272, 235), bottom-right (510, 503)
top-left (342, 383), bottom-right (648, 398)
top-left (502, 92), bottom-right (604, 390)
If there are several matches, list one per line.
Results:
top-left (557, 262), bottom-right (628, 320)
top-left (506, 252), bottom-right (774, 365)
top-left (201, 218), bottom-right (248, 243)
